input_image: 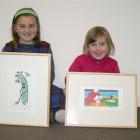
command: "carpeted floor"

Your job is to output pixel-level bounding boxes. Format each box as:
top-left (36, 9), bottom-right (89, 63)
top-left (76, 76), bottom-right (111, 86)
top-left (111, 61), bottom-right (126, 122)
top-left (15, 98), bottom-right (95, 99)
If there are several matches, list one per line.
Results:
top-left (0, 108), bottom-right (140, 140)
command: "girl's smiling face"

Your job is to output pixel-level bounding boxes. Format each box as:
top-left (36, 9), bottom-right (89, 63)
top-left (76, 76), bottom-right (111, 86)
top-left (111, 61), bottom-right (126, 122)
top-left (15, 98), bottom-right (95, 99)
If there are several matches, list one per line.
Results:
top-left (88, 37), bottom-right (109, 60)
top-left (14, 15), bottom-right (37, 44)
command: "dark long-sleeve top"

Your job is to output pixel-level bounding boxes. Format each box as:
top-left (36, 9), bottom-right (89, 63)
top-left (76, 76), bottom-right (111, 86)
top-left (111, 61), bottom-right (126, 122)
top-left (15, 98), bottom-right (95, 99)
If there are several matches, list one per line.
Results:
top-left (2, 41), bottom-right (55, 83)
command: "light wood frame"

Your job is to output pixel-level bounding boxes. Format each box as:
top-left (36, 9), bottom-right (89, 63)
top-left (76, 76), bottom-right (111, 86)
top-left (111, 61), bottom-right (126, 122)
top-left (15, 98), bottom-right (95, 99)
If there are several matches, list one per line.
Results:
top-left (0, 52), bottom-right (51, 127)
top-left (65, 72), bottom-right (137, 128)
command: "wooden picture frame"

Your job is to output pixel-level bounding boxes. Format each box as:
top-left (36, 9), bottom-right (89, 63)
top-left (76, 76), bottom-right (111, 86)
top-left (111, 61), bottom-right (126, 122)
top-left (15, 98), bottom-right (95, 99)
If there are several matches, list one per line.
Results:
top-left (65, 72), bottom-right (137, 128)
top-left (0, 52), bottom-right (51, 127)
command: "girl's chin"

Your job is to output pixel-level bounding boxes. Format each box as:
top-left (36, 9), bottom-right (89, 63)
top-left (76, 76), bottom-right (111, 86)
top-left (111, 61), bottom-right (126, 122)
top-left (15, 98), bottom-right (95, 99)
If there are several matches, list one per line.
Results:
top-left (94, 56), bottom-right (104, 60)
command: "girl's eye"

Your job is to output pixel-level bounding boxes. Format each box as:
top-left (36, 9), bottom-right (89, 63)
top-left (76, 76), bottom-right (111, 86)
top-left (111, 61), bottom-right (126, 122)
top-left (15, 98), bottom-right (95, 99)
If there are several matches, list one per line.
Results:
top-left (17, 24), bottom-right (36, 29)
top-left (89, 43), bottom-right (96, 46)
top-left (29, 24), bottom-right (36, 28)
top-left (19, 25), bottom-right (25, 28)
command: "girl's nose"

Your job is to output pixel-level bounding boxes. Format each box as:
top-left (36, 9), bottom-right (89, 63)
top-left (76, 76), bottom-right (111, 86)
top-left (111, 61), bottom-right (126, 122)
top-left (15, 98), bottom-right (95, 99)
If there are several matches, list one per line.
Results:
top-left (96, 44), bottom-right (100, 51)
top-left (24, 26), bottom-right (30, 32)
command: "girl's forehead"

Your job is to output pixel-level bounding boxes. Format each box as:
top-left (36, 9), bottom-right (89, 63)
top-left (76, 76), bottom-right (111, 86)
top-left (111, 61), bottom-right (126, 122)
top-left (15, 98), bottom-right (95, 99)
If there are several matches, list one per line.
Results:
top-left (16, 15), bottom-right (37, 23)
top-left (94, 36), bottom-right (106, 42)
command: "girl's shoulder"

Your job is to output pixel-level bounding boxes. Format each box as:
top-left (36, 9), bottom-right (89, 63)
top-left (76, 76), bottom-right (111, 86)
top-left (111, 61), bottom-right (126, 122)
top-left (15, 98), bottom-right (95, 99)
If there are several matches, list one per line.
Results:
top-left (76, 54), bottom-right (91, 60)
top-left (2, 41), bottom-right (15, 52)
top-left (107, 56), bottom-right (118, 63)
top-left (5, 41), bottom-right (14, 47)
top-left (76, 54), bottom-right (86, 59)
top-left (72, 54), bottom-right (88, 63)
top-left (38, 41), bottom-right (50, 48)
top-left (37, 41), bottom-right (52, 53)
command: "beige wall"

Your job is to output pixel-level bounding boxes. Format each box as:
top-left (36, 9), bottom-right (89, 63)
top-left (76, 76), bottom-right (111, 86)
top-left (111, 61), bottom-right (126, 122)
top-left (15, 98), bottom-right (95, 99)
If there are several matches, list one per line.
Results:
top-left (0, 0), bottom-right (140, 106)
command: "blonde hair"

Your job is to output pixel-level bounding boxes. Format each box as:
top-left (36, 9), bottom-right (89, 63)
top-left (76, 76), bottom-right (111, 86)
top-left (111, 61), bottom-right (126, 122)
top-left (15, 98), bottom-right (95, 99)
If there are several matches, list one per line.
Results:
top-left (83, 26), bottom-right (115, 56)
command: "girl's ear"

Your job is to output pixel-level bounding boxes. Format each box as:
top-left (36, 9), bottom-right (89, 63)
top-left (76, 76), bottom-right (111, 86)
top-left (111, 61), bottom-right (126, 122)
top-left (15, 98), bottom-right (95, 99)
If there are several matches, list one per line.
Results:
top-left (13, 24), bottom-right (17, 32)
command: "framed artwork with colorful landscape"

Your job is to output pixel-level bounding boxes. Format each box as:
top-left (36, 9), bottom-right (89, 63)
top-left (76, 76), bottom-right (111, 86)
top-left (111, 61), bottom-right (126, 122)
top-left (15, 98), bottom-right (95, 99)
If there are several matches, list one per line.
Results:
top-left (0, 52), bottom-right (51, 127)
top-left (65, 72), bottom-right (137, 128)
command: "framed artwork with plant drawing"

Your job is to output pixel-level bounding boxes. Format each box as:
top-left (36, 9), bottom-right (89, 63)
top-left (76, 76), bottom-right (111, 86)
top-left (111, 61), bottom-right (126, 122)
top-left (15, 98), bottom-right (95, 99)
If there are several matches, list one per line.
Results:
top-left (0, 52), bottom-right (51, 127)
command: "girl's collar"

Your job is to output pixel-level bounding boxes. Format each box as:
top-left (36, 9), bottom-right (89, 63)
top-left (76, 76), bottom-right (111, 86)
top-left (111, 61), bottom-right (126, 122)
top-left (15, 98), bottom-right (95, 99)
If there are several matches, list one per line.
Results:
top-left (87, 54), bottom-right (108, 63)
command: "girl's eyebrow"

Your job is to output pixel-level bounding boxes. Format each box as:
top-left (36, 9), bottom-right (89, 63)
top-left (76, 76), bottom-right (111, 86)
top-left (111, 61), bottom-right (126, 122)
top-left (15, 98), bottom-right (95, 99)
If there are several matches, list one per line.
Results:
top-left (89, 42), bottom-right (96, 46)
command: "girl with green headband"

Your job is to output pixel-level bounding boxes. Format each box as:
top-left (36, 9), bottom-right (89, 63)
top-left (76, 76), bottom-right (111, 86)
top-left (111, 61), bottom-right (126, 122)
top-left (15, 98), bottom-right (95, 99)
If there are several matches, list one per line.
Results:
top-left (2, 7), bottom-right (65, 124)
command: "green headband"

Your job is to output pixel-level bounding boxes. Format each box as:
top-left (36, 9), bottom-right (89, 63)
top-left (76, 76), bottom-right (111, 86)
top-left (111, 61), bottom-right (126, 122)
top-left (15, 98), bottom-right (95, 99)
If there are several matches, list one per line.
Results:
top-left (14, 9), bottom-right (38, 19)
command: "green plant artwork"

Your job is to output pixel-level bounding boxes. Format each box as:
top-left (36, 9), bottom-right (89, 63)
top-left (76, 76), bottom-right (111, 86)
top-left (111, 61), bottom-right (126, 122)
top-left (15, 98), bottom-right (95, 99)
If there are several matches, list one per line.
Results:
top-left (15, 71), bottom-right (30, 105)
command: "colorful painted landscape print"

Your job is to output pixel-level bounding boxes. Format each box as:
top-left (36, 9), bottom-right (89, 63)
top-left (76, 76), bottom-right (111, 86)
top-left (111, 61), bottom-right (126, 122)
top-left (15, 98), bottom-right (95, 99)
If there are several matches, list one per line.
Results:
top-left (84, 88), bottom-right (119, 107)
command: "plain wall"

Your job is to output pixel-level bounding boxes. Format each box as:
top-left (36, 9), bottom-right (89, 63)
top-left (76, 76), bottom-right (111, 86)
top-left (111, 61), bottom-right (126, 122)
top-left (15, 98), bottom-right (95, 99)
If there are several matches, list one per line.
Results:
top-left (0, 0), bottom-right (140, 106)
